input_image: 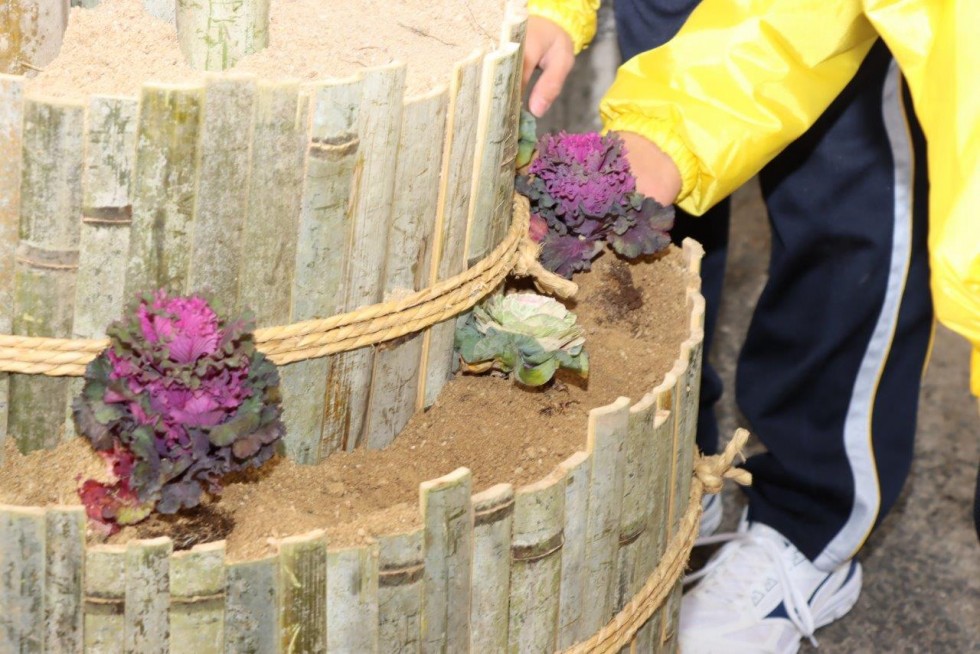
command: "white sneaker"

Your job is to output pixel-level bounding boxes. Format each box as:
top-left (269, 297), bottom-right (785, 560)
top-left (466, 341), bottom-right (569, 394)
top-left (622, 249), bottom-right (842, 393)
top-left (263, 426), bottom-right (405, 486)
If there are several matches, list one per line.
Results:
top-left (698, 493), bottom-right (724, 539)
top-left (679, 516), bottom-right (862, 654)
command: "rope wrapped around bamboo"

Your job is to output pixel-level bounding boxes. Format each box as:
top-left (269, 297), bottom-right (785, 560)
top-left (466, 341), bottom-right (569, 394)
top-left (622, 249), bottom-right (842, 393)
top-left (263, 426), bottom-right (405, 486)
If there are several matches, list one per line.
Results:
top-left (560, 429), bottom-right (753, 654)
top-left (0, 196), bottom-right (574, 377)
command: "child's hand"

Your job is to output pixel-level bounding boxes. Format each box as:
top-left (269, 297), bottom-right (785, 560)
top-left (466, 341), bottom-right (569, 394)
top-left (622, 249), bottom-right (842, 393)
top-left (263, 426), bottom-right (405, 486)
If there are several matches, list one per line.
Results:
top-left (617, 132), bottom-right (683, 206)
top-left (522, 16), bottom-right (575, 117)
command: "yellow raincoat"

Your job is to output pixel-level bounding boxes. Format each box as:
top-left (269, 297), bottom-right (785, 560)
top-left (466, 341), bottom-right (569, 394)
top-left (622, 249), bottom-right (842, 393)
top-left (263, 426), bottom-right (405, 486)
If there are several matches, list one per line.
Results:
top-left (528, 0), bottom-right (980, 395)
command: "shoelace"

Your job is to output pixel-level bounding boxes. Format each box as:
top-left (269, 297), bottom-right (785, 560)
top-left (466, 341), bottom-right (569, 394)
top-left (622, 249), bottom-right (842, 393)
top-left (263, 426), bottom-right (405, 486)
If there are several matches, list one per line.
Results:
top-left (683, 527), bottom-right (821, 648)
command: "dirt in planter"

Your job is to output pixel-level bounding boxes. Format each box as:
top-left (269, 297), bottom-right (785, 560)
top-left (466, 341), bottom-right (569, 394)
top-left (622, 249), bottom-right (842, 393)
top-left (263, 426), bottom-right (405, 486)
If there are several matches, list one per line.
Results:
top-left (0, 247), bottom-right (691, 561)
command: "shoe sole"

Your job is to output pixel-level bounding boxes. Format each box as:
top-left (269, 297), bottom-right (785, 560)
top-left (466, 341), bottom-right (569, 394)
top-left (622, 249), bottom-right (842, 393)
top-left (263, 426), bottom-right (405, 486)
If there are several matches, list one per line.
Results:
top-left (812, 560), bottom-right (863, 630)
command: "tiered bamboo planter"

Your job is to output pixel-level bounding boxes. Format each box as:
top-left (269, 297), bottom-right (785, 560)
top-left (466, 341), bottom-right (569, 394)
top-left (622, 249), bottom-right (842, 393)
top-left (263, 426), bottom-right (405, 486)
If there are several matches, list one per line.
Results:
top-left (0, 1), bottom-right (707, 652)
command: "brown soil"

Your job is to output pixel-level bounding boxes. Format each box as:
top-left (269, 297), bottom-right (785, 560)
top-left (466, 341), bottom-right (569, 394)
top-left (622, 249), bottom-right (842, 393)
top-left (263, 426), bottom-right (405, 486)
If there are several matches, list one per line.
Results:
top-left (0, 247), bottom-right (691, 561)
top-left (25, 0), bottom-right (503, 100)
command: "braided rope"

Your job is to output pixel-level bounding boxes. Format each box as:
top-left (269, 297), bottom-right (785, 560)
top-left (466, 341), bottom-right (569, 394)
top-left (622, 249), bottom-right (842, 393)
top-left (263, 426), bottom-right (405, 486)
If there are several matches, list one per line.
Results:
top-left (0, 198), bottom-right (577, 377)
top-left (560, 429), bottom-right (752, 654)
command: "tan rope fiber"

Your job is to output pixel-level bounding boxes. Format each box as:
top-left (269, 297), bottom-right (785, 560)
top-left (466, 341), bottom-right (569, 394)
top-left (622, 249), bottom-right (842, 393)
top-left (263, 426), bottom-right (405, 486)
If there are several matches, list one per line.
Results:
top-left (560, 429), bottom-right (753, 654)
top-left (0, 197), bottom-right (576, 377)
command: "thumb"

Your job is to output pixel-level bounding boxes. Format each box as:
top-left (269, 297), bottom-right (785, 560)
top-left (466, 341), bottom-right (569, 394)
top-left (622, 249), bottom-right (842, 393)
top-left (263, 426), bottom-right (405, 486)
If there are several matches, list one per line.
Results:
top-left (529, 51), bottom-right (573, 117)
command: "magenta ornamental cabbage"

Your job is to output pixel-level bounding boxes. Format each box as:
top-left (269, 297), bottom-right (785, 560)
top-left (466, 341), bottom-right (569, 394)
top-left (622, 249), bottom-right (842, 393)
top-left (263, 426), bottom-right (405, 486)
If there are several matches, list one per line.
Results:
top-left (516, 124), bottom-right (675, 278)
top-left (73, 291), bottom-right (285, 535)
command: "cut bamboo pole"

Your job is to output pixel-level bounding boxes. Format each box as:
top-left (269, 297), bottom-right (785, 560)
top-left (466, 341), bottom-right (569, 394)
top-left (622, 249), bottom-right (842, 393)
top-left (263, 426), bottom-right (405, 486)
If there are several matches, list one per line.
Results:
top-left (277, 530), bottom-right (328, 653)
top-left (0, 0), bottom-right (69, 75)
top-left (187, 74), bottom-right (256, 304)
top-left (377, 529), bottom-right (424, 652)
top-left (176, 0), bottom-right (270, 71)
top-left (170, 541), bottom-right (226, 654)
top-left (0, 505), bottom-right (46, 652)
top-left (125, 83), bottom-right (202, 298)
top-left (641, 408), bottom-right (674, 646)
top-left (224, 554), bottom-right (279, 654)
top-left (470, 483), bottom-right (515, 652)
top-left (8, 97), bottom-right (84, 452)
top-left (327, 544), bottom-right (380, 652)
top-left (364, 86), bottom-right (448, 450)
top-left (0, 73), bottom-right (24, 462)
top-left (508, 469), bottom-right (566, 654)
top-left (464, 42), bottom-right (519, 267)
top-left (281, 77), bottom-right (362, 463)
top-left (124, 537), bottom-right (172, 654)
top-left (420, 467), bottom-right (473, 653)
top-left (419, 49), bottom-right (483, 409)
top-left (238, 80), bottom-right (307, 327)
top-left (652, 364), bottom-right (681, 649)
top-left (45, 507), bottom-right (85, 653)
top-left (581, 397), bottom-right (630, 635)
top-left (326, 62), bottom-right (405, 452)
top-left (83, 544), bottom-right (126, 654)
top-left (65, 94), bottom-right (138, 441)
top-left (557, 450), bottom-right (591, 649)
top-left (142, 0), bottom-right (175, 24)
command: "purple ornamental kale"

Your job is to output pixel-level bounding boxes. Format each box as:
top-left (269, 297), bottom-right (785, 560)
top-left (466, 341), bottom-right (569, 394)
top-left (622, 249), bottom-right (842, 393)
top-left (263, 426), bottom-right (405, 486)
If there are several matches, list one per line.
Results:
top-left (517, 130), bottom-right (674, 278)
top-left (73, 291), bottom-right (284, 535)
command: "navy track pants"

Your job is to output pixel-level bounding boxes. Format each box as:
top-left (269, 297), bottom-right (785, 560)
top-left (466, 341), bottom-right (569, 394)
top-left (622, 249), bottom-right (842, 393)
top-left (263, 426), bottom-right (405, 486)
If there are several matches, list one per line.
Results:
top-left (614, 0), bottom-right (933, 569)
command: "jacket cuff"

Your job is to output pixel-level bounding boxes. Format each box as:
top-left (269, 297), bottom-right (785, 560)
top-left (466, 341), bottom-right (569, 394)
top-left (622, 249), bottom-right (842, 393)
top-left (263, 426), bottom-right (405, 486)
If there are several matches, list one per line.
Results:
top-left (603, 112), bottom-right (702, 206)
top-left (527, 1), bottom-right (597, 54)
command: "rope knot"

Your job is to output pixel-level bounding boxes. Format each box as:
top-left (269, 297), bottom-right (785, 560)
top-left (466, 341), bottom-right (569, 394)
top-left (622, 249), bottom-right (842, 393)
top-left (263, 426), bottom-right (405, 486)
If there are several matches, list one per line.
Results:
top-left (694, 428), bottom-right (753, 494)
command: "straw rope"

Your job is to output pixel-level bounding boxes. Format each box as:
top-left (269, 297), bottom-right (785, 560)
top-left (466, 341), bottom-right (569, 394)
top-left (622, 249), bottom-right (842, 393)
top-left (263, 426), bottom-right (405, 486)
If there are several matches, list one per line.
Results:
top-left (560, 429), bottom-right (753, 654)
top-left (0, 197), bottom-right (576, 377)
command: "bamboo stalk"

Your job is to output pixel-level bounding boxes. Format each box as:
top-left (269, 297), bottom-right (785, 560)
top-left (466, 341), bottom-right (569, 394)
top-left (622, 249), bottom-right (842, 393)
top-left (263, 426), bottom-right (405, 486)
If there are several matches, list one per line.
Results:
top-left (0, 0), bottom-right (69, 75)
top-left (364, 86), bottom-right (448, 450)
top-left (557, 450), bottom-right (591, 649)
top-left (470, 483), bottom-right (515, 652)
top-left (0, 73), bottom-right (24, 462)
top-left (327, 544), bottom-right (380, 652)
top-left (224, 554), bottom-right (280, 654)
top-left (84, 544), bottom-right (126, 654)
top-left (508, 468), bottom-right (566, 654)
top-left (142, 0), bottom-right (175, 24)
top-left (377, 529), bottom-right (424, 652)
top-left (652, 364), bottom-right (681, 649)
top-left (277, 530), bottom-right (328, 653)
top-left (419, 48), bottom-right (483, 409)
top-left (581, 397), bottom-right (630, 635)
top-left (281, 77), bottom-right (361, 464)
top-left (0, 505), bottom-right (46, 652)
top-left (125, 83), bottom-right (202, 299)
top-left (329, 62), bottom-right (406, 452)
top-left (420, 467), bottom-right (473, 653)
top-left (170, 541), bottom-right (226, 654)
top-left (9, 97), bottom-right (84, 452)
top-left (124, 537), bottom-right (172, 654)
top-left (45, 506), bottom-right (85, 654)
top-left (641, 408), bottom-right (673, 647)
top-left (176, 0), bottom-right (270, 71)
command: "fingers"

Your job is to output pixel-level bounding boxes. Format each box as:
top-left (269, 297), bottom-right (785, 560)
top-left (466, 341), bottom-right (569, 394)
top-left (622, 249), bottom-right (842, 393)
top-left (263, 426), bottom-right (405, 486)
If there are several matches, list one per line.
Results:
top-left (528, 49), bottom-right (573, 117)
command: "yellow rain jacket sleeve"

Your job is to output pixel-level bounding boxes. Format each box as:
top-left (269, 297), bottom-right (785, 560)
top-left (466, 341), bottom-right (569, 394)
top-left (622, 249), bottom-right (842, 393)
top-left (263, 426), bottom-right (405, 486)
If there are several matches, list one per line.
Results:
top-left (527, 0), bottom-right (601, 53)
top-left (529, 0), bottom-right (980, 395)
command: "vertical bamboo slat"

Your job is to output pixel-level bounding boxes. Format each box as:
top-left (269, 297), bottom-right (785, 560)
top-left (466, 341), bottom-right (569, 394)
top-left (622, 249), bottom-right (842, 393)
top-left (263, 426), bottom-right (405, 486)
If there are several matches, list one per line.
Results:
top-left (84, 544), bottom-right (126, 654)
top-left (326, 63), bottom-right (405, 452)
top-left (278, 530), bottom-right (328, 653)
top-left (124, 537), bottom-right (171, 654)
top-left (377, 529), bottom-right (424, 653)
top-left (0, 506), bottom-right (46, 653)
top-left (420, 49), bottom-right (483, 409)
top-left (420, 467), bottom-right (473, 653)
top-left (282, 78), bottom-right (362, 463)
top-left (175, 0), bottom-right (270, 71)
top-left (187, 74), bottom-right (256, 303)
top-left (327, 544), bottom-right (380, 652)
top-left (581, 397), bottom-right (630, 635)
top-left (125, 83), bottom-right (202, 298)
top-left (470, 483), bottom-right (515, 652)
top-left (45, 507), bottom-right (85, 653)
top-left (364, 86), bottom-right (448, 450)
top-left (224, 555), bottom-right (279, 654)
top-left (652, 364), bottom-right (681, 650)
top-left (642, 408), bottom-right (674, 646)
top-left (9, 98), bottom-right (84, 452)
top-left (557, 450), bottom-right (590, 649)
top-left (66, 94), bottom-right (138, 440)
top-left (0, 74), bottom-right (23, 462)
top-left (238, 80), bottom-right (306, 327)
top-left (0, 0), bottom-right (69, 75)
top-left (170, 541), bottom-right (226, 654)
